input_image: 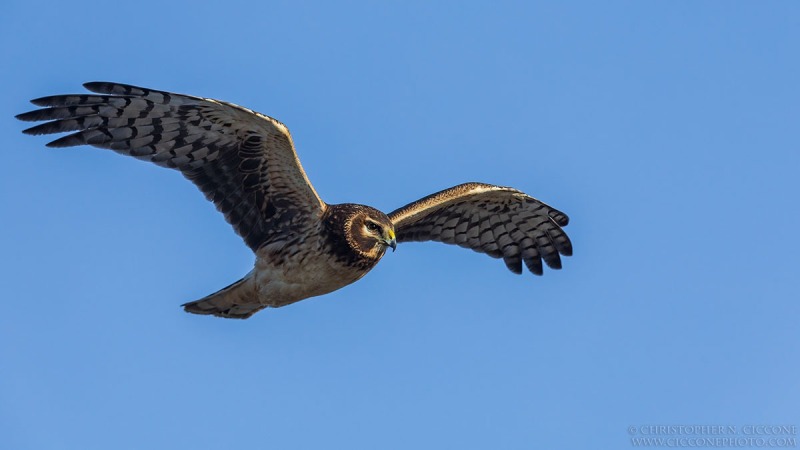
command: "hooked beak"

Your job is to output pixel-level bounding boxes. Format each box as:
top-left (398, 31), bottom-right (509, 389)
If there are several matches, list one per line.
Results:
top-left (385, 229), bottom-right (397, 252)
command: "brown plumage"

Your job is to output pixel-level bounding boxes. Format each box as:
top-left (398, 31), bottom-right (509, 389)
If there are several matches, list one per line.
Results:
top-left (17, 82), bottom-right (572, 319)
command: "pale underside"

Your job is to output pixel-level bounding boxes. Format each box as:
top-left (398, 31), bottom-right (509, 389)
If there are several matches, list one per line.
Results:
top-left (186, 225), bottom-right (375, 318)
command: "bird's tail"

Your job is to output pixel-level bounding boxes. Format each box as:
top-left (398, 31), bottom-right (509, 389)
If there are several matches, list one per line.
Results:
top-left (182, 272), bottom-right (264, 319)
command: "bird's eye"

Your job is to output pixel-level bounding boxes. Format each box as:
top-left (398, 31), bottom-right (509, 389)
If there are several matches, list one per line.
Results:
top-left (366, 222), bottom-right (380, 232)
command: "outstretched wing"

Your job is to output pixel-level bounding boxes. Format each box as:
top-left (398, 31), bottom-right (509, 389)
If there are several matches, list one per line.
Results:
top-left (388, 183), bottom-right (572, 275)
top-left (17, 82), bottom-right (326, 251)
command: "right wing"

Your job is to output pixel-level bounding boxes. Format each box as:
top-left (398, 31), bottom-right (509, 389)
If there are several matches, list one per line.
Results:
top-left (389, 183), bottom-right (572, 275)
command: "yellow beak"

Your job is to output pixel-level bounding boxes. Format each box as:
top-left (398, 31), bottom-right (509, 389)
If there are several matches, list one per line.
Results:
top-left (385, 229), bottom-right (397, 252)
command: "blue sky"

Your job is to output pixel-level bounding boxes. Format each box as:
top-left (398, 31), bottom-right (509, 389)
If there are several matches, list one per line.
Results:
top-left (2, 1), bottom-right (798, 449)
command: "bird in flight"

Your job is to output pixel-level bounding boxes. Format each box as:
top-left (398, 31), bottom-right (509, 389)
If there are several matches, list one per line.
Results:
top-left (17, 82), bottom-right (573, 319)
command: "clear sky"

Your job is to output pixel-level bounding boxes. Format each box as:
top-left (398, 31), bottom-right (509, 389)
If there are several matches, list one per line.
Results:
top-left (2, 1), bottom-right (798, 449)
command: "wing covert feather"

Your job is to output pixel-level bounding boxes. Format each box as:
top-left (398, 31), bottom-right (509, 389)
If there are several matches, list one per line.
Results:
top-left (388, 182), bottom-right (572, 275)
top-left (17, 82), bottom-right (325, 251)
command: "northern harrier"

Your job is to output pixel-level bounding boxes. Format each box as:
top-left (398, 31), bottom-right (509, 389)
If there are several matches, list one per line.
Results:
top-left (17, 82), bottom-right (573, 319)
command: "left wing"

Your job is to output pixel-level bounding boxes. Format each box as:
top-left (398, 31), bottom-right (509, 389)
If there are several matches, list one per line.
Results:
top-left (16, 82), bottom-right (326, 251)
top-left (388, 182), bottom-right (572, 275)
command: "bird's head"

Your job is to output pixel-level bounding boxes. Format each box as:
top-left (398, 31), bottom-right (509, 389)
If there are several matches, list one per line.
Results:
top-left (333, 204), bottom-right (396, 260)
top-left (362, 214), bottom-right (397, 252)
top-left (352, 207), bottom-right (396, 257)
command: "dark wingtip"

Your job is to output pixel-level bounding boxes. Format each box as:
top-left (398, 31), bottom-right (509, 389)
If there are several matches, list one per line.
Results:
top-left (45, 133), bottom-right (83, 148)
top-left (29, 96), bottom-right (55, 107)
top-left (19, 118), bottom-right (63, 136)
top-left (509, 266), bottom-right (523, 275)
top-left (550, 211), bottom-right (569, 227)
top-left (523, 258), bottom-right (544, 276)
top-left (82, 81), bottom-right (114, 94)
top-left (504, 257), bottom-right (523, 274)
top-left (543, 254), bottom-right (562, 270)
top-left (83, 81), bottom-right (146, 96)
top-left (16, 111), bottom-right (35, 122)
top-left (83, 81), bottom-right (105, 90)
